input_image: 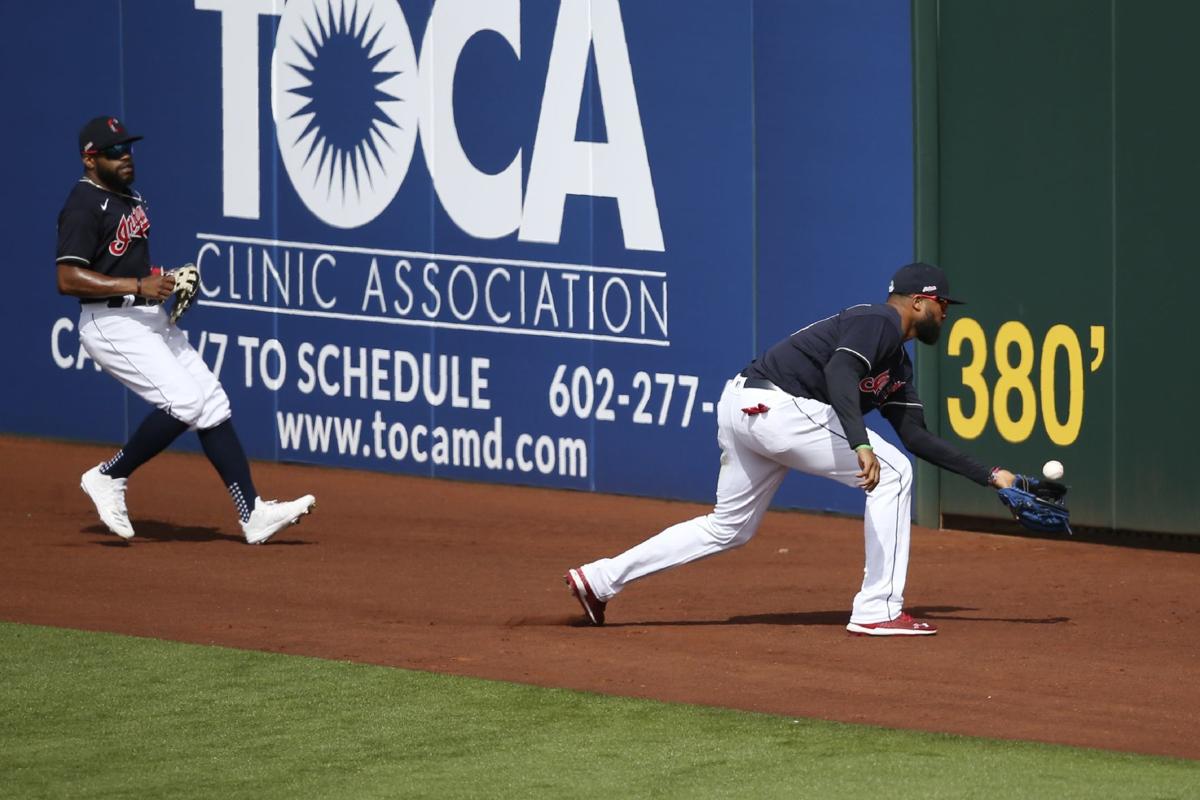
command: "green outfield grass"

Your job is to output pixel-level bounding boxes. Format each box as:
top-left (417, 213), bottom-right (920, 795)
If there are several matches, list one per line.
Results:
top-left (0, 623), bottom-right (1194, 799)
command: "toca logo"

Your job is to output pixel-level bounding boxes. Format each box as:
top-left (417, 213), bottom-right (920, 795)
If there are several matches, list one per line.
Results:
top-left (859, 369), bottom-right (906, 399)
top-left (202, 0), bottom-right (664, 249)
top-left (108, 206), bottom-right (151, 257)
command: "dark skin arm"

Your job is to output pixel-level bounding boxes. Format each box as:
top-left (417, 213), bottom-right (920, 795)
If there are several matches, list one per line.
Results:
top-left (57, 263), bottom-right (175, 300)
top-left (856, 447), bottom-right (879, 492)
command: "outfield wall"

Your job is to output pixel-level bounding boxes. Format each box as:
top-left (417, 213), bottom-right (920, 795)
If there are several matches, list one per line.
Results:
top-left (916, 0), bottom-right (1200, 536)
top-left (4, 0), bottom-right (913, 516)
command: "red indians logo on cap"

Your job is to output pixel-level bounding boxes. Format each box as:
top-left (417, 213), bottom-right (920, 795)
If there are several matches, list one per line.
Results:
top-left (108, 206), bottom-right (150, 257)
top-left (107, 118), bottom-right (121, 133)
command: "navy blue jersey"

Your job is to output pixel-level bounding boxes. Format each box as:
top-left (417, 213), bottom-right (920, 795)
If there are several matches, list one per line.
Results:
top-left (56, 179), bottom-right (151, 297)
top-left (744, 304), bottom-right (922, 414)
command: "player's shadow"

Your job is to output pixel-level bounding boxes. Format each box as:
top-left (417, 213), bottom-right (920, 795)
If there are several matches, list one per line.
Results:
top-left (907, 605), bottom-right (1070, 625)
top-left (86, 521), bottom-right (311, 546)
top-left (606, 606), bottom-right (1069, 627)
top-left (605, 610), bottom-right (848, 628)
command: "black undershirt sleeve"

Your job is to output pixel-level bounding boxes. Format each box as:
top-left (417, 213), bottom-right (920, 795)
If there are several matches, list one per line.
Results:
top-left (823, 351), bottom-right (871, 450)
top-left (881, 403), bottom-right (992, 486)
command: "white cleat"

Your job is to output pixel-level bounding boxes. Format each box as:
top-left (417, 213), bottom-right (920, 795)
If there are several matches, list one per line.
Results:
top-left (241, 495), bottom-right (316, 545)
top-left (80, 464), bottom-right (135, 540)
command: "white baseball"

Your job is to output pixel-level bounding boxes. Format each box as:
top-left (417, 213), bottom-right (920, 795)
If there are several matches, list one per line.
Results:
top-left (1042, 460), bottom-right (1064, 480)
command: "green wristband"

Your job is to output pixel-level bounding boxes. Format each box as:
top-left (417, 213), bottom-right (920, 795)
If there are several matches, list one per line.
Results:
top-left (854, 444), bottom-right (873, 452)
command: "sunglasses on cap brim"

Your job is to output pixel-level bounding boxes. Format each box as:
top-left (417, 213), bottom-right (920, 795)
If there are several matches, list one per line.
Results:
top-left (913, 293), bottom-right (950, 310)
top-left (85, 142), bottom-right (134, 159)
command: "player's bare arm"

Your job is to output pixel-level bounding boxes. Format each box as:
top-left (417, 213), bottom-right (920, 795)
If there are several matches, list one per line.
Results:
top-left (56, 263), bottom-right (175, 300)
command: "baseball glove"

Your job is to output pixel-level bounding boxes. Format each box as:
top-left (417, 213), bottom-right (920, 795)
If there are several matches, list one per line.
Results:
top-left (167, 263), bottom-right (200, 325)
top-left (997, 475), bottom-right (1072, 534)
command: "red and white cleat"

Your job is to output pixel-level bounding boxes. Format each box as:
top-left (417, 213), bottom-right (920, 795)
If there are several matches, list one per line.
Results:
top-left (564, 567), bottom-right (607, 626)
top-left (846, 611), bottom-right (937, 636)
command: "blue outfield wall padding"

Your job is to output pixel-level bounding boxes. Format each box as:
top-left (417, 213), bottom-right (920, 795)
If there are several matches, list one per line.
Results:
top-left (7, 1), bottom-right (912, 516)
top-left (753, 0), bottom-right (915, 512)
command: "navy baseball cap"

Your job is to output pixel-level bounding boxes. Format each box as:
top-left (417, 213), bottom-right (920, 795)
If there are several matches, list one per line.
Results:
top-left (79, 116), bottom-right (142, 154)
top-left (888, 262), bottom-right (964, 304)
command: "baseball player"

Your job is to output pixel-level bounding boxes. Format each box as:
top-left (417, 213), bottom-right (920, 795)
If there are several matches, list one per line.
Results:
top-left (57, 116), bottom-right (315, 544)
top-left (566, 262), bottom-right (1018, 635)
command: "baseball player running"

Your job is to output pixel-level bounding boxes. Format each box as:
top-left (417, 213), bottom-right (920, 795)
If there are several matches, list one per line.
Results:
top-left (57, 116), bottom-right (315, 544)
top-left (566, 263), bottom-right (1018, 635)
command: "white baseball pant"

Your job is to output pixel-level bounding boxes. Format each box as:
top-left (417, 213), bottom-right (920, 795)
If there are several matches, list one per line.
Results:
top-left (78, 303), bottom-right (232, 430)
top-left (581, 375), bottom-right (913, 624)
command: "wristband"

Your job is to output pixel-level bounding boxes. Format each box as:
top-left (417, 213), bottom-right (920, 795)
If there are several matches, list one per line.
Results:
top-left (854, 444), bottom-right (873, 452)
top-left (988, 466), bottom-right (1002, 486)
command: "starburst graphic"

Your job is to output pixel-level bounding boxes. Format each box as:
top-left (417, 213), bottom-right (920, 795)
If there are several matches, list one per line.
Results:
top-left (286, 2), bottom-right (399, 201)
top-left (273, 0), bottom-right (419, 228)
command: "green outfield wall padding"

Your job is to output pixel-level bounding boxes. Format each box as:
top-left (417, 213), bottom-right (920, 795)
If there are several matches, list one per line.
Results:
top-left (919, 0), bottom-right (1199, 536)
